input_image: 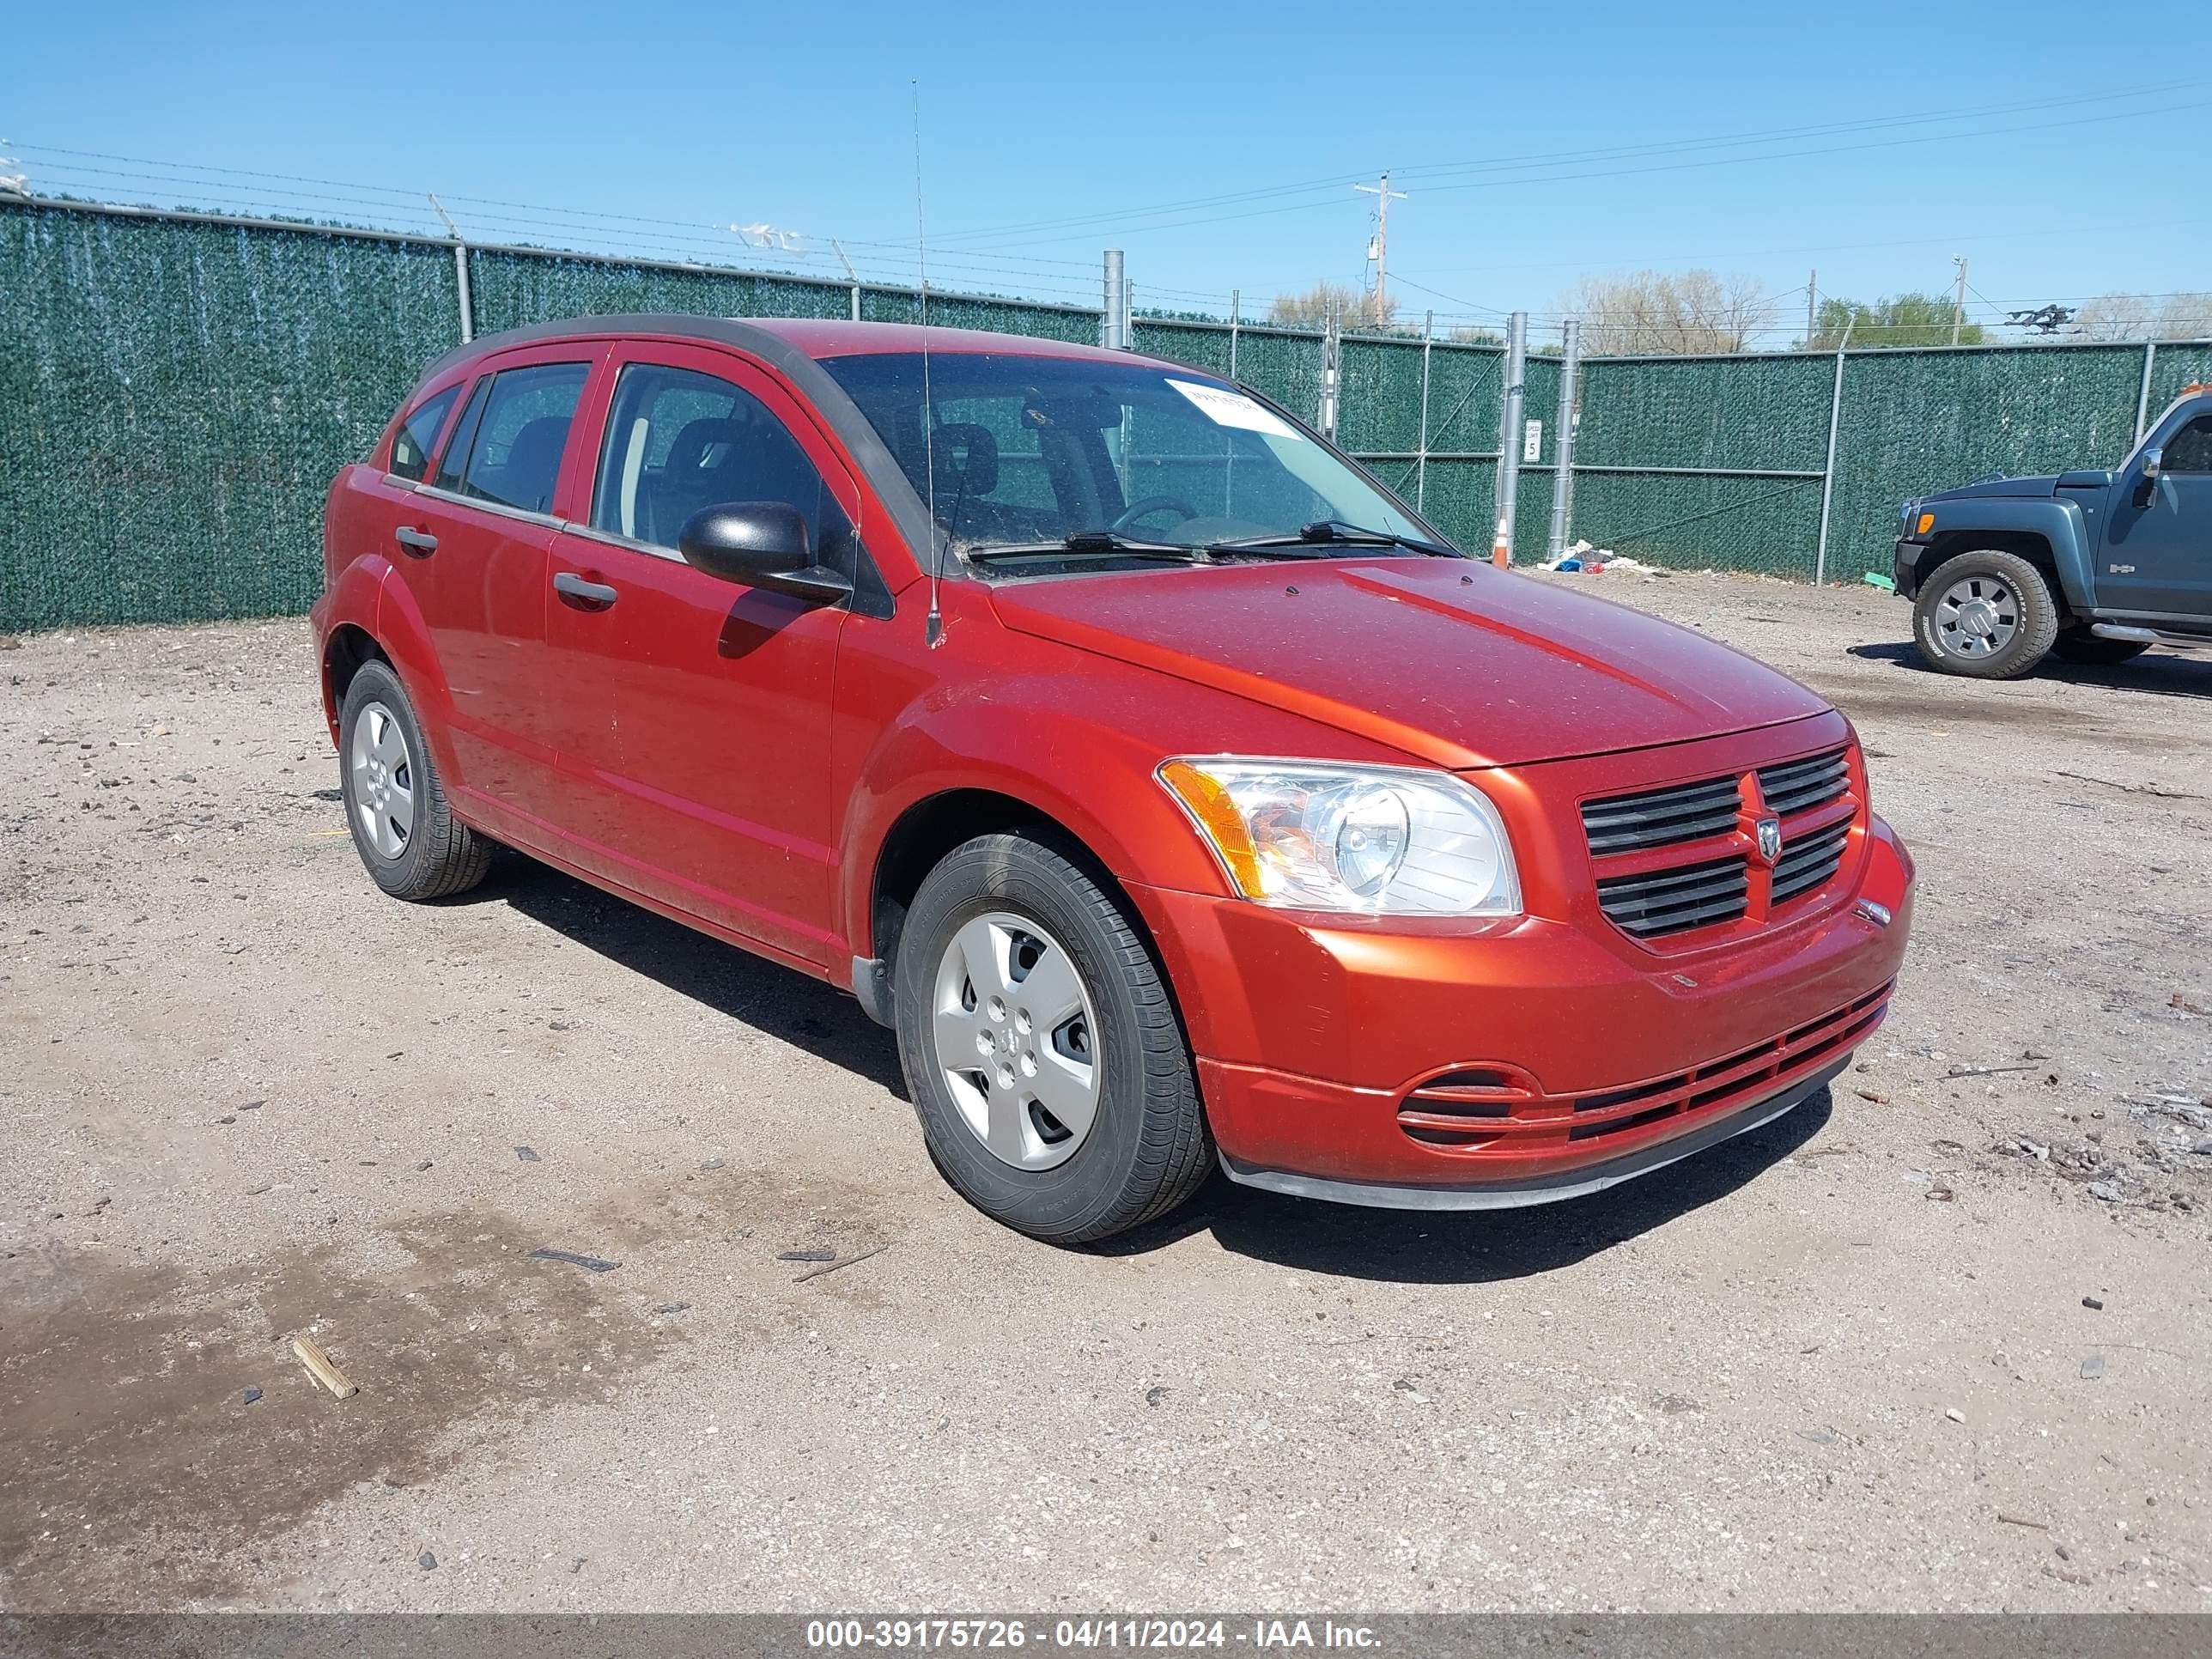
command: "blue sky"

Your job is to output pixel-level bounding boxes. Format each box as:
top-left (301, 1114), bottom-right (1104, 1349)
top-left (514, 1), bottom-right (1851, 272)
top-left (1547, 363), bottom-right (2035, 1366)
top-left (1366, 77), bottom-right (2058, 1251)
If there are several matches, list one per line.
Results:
top-left (5, 0), bottom-right (2207, 337)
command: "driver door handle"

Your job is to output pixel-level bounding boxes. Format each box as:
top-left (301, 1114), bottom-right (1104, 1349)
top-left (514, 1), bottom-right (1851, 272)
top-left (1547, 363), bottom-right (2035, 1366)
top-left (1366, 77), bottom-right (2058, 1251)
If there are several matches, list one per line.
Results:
top-left (553, 571), bottom-right (619, 608)
top-left (393, 526), bottom-right (438, 556)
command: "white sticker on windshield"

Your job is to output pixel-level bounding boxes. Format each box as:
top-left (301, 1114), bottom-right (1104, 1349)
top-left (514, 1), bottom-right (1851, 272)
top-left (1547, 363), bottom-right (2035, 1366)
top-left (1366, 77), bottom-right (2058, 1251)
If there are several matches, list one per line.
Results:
top-left (1167, 379), bottom-right (1302, 441)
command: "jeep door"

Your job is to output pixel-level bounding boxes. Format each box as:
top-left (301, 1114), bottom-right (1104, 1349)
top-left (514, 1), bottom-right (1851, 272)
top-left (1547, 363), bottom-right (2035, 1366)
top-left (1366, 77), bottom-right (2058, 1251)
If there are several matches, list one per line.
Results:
top-left (2102, 406), bottom-right (2212, 620)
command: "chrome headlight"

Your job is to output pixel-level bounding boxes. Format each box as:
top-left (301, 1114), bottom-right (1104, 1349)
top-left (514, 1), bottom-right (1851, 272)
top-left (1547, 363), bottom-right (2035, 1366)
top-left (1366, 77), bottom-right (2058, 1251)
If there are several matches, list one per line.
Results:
top-left (1158, 757), bottom-right (1521, 917)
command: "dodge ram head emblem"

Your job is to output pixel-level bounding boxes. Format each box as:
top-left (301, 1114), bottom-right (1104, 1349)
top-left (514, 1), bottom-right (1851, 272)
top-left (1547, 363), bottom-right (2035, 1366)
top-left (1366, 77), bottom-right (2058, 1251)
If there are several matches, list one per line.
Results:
top-left (1755, 816), bottom-right (1783, 866)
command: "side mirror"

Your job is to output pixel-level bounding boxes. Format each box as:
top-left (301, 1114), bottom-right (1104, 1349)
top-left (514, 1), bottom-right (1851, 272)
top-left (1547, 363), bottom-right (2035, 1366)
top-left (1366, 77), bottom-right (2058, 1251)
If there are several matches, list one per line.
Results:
top-left (678, 502), bottom-right (852, 605)
top-left (2136, 447), bottom-right (2164, 507)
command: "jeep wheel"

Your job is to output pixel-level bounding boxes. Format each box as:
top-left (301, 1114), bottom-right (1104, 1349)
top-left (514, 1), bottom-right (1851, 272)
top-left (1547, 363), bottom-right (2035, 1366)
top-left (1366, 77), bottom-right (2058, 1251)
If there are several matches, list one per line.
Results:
top-left (893, 831), bottom-right (1212, 1244)
top-left (1911, 550), bottom-right (2060, 679)
top-left (2051, 633), bottom-right (2152, 666)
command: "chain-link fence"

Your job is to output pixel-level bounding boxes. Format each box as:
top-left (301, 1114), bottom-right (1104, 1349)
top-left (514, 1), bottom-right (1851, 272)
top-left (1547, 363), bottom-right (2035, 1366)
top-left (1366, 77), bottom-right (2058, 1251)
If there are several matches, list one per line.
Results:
top-left (4, 195), bottom-right (2205, 632)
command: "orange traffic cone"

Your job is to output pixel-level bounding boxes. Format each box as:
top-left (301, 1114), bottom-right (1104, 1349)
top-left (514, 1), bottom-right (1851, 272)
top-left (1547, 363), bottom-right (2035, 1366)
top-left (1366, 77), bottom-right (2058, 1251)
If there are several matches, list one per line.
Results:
top-left (1491, 518), bottom-right (1510, 568)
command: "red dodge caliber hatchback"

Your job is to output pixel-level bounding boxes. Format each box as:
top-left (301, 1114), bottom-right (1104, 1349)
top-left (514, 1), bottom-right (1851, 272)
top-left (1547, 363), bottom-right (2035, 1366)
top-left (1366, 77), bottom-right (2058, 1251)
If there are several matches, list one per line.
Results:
top-left (313, 314), bottom-right (1912, 1243)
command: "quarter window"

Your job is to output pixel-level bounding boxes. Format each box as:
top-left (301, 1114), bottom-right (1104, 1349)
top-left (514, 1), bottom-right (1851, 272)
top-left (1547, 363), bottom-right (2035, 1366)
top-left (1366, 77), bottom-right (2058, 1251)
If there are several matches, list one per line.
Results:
top-left (390, 386), bottom-right (460, 483)
top-left (2163, 414), bottom-right (2212, 474)
top-left (453, 362), bottom-right (591, 514)
top-left (592, 362), bottom-right (858, 568)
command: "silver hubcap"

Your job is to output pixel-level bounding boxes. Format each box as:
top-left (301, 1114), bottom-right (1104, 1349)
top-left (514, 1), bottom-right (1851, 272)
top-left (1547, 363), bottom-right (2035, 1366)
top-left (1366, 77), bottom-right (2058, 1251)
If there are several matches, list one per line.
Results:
top-left (1933, 574), bottom-right (2020, 658)
top-left (930, 911), bottom-right (1101, 1170)
top-left (349, 700), bottom-right (416, 860)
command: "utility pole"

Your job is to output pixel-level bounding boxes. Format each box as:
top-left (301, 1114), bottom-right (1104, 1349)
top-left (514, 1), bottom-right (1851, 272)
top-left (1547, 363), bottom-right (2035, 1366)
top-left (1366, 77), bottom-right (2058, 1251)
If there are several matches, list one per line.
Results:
top-left (1806, 270), bottom-right (1817, 349)
top-left (1950, 256), bottom-right (1969, 347)
top-left (1352, 173), bottom-right (1407, 327)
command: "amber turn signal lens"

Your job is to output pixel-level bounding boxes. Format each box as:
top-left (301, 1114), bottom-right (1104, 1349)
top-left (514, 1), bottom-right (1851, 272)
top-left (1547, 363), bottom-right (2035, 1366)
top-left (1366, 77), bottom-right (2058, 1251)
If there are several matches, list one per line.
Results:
top-left (1158, 760), bottom-right (1266, 898)
top-left (1916, 512), bottom-right (1936, 535)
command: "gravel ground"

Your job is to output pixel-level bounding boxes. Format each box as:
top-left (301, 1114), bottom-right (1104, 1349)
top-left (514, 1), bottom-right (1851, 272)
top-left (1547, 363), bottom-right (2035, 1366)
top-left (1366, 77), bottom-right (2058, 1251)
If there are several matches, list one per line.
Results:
top-left (2, 568), bottom-right (2208, 1613)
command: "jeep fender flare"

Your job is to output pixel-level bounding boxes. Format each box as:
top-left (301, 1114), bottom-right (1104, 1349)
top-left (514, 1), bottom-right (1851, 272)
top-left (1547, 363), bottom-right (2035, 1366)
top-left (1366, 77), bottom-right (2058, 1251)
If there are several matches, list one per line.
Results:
top-left (1913, 498), bottom-right (2095, 612)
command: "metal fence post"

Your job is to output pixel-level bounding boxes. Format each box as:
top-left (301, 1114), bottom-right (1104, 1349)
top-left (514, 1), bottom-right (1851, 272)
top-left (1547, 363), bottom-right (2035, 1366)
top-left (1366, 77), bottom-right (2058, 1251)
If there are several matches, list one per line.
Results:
top-left (832, 238), bottom-right (861, 322)
top-left (1813, 319), bottom-right (1856, 584)
top-left (427, 194), bottom-right (472, 343)
top-left (1416, 309), bottom-right (1433, 513)
top-left (1228, 289), bottom-right (1241, 381)
top-left (1102, 250), bottom-right (1124, 349)
top-left (2136, 341), bottom-right (2158, 441)
top-left (1320, 302), bottom-right (1340, 439)
top-left (1546, 319), bottom-right (1582, 560)
top-left (1492, 312), bottom-right (1528, 565)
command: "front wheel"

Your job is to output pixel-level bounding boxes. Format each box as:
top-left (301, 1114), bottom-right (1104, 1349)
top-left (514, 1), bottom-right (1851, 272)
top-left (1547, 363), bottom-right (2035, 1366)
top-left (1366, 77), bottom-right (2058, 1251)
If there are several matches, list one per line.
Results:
top-left (1911, 550), bottom-right (2060, 679)
top-left (893, 832), bottom-right (1212, 1244)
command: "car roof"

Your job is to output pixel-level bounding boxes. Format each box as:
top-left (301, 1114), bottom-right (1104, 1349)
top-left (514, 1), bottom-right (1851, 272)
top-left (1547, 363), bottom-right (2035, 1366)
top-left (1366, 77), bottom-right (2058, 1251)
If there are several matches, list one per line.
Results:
top-left (423, 313), bottom-right (1168, 381)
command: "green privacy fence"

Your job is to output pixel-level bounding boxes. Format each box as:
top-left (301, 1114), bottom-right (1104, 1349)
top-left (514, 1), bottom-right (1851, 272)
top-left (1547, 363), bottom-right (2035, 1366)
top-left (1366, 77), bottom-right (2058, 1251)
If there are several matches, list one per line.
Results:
top-left (5, 195), bottom-right (2209, 632)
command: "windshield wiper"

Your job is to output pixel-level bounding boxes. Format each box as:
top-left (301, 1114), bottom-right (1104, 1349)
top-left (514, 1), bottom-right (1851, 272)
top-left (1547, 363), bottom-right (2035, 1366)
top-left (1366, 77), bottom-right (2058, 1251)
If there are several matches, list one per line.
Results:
top-left (1207, 519), bottom-right (1459, 558)
top-left (962, 530), bottom-right (1215, 566)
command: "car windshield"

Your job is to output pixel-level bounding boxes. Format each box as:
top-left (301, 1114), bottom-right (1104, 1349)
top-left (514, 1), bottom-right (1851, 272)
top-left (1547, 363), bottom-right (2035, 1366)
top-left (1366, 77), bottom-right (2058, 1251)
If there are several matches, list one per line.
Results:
top-left (816, 350), bottom-right (1448, 563)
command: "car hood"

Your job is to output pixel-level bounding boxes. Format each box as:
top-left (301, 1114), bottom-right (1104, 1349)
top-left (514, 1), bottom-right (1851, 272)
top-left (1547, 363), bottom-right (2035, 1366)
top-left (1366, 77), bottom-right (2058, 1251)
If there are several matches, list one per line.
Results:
top-left (1924, 473), bottom-right (2061, 501)
top-left (987, 558), bottom-right (1831, 770)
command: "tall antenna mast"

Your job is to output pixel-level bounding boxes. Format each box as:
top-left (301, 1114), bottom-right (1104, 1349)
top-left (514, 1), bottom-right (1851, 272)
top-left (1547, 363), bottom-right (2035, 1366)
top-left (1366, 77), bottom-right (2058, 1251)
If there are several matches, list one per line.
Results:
top-left (914, 81), bottom-right (944, 647)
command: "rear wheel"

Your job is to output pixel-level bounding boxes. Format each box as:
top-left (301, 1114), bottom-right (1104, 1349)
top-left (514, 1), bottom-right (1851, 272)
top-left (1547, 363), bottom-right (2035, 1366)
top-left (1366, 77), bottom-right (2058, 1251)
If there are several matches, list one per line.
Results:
top-left (2051, 633), bottom-right (2152, 666)
top-left (1911, 550), bottom-right (2060, 679)
top-left (337, 659), bottom-right (493, 901)
top-left (893, 832), bottom-right (1212, 1244)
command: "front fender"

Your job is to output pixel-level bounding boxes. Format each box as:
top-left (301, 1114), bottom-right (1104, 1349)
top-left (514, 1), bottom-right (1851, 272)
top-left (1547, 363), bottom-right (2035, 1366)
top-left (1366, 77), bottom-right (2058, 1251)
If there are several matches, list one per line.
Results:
top-left (837, 676), bottom-right (1241, 961)
top-left (1905, 498), bottom-right (2095, 611)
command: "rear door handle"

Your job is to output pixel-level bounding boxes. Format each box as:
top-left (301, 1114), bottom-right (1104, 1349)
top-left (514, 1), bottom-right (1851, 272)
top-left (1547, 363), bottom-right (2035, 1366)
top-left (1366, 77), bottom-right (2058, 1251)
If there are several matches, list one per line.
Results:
top-left (393, 526), bottom-right (438, 556)
top-left (553, 571), bottom-right (619, 608)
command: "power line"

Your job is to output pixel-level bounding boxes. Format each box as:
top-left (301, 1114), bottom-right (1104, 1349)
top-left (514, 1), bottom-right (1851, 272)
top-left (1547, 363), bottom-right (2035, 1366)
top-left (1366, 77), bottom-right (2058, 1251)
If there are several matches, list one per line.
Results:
top-left (924, 83), bottom-right (2194, 248)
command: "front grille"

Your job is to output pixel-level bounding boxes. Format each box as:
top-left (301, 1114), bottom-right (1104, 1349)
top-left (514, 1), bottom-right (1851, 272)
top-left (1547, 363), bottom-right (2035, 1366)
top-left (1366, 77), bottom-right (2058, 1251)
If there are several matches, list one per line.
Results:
top-left (1757, 748), bottom-right (1850, 816)
top-left (1580, 775), bottom-right (1743, 854)
top-left (1394, 981), bottom-right (1893, 1158)
top-left (1595, 854), bottom-right (1750, 938)
top-left (1771, 817), bottom-right (1850, 904)
top-left (1579, 743), bottom-right (1859, 942)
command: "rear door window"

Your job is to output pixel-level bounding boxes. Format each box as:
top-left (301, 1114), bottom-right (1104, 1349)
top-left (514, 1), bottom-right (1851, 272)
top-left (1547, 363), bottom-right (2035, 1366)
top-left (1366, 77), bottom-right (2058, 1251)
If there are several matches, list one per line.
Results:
top-left (390, 385), bottom-right (461, 482)
top-left (450, 362), bottom-right (592, 515)
top-left (432, 377), bottom-right (492, 494)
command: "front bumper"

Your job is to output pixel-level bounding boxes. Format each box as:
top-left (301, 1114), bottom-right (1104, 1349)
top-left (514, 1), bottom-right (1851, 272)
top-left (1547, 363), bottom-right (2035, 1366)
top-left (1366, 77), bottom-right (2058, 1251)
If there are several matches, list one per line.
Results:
top-left (1129, 812), bottom-right (1912, 1209)
top-left (1893, 538), bottom-right (1930, 599)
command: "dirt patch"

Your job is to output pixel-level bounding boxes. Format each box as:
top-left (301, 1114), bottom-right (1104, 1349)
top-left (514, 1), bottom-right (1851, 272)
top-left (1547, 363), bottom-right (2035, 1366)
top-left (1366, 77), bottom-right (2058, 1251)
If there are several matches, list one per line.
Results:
top-left (0, 1200), bottom-right (696, 1608)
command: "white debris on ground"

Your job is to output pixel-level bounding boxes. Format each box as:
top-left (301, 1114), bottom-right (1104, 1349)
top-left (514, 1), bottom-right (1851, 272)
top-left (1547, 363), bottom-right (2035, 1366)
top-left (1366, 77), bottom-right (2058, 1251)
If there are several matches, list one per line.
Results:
top-left (1542, 539), bottom-right (1670, 577)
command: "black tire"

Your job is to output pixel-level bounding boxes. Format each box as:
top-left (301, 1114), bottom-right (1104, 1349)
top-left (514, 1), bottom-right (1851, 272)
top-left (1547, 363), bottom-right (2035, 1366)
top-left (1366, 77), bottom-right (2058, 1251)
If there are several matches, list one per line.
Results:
top-left (1911, 549), bottom-right (2061, 679)
top-left (2051, 633), bottom-right (2152, 666)
top-left (893, 831), bottom-right (1212, 1244)
top-left (337, 659), bottom-right (493, 901)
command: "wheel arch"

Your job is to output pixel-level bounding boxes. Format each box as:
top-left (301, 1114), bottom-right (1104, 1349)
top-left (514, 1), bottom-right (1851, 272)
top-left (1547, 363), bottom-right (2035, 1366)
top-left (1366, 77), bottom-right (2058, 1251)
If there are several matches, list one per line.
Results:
top-left (863, 787), bottom-right (1179, 1005)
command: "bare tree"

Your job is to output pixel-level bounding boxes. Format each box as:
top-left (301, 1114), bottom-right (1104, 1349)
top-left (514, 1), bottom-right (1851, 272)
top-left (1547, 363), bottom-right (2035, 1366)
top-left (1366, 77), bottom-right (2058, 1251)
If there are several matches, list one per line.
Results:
top-left (2073, 292), bottom-right (2212, 342)
top-left (1268, 281), bottom-right (1406, 333)
top-left (1560, 270), bottom-right (1775, 355)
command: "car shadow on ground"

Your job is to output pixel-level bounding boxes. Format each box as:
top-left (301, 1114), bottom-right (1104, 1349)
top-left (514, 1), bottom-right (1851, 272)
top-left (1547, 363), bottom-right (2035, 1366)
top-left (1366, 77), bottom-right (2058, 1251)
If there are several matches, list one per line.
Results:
top-left (472, 856), bottom-right (1834, 1284)
top-left (1847, 638), bottom-right (2212, 700)
top-left (1097, 1091), bottom-right (1833, 1283)
top-left (481, 855), bottom-right (909, 1098)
